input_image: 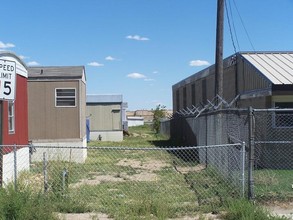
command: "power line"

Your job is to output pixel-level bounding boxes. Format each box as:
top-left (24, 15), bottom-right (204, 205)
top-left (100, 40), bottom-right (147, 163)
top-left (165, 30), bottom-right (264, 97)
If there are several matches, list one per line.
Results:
top-left (227, 0), bottom-right (240, 51)
top-left (232, 0), bottom-right (256, 51)
top-left (225, 0), bottom-right (238, 53)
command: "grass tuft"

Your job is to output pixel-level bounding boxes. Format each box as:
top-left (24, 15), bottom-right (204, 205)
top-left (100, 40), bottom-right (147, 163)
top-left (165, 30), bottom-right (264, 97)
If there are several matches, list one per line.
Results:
top-left (0, 185), bottom-right (57, 220)
top-left (221, 199), bottom-right (289, 220)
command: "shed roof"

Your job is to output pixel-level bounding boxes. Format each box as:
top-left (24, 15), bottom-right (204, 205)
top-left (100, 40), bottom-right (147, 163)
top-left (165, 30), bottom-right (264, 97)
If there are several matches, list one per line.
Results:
top-left (0, 51), bottom-right (28, 78)
top-left (241, 52), bottom-right (293, 85)
top-left (27, 66), bottom-right (85, 81)
top-left (87, 94), bottom-right (123, 103)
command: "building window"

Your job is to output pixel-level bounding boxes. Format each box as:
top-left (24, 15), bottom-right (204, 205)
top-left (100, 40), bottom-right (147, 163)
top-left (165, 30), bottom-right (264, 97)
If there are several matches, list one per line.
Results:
top-left (176, 90), bottom-right (180, 111)
top-left (183, 87), bottom-right (187, 109)
top-left (274, 102), bottom-right (293, 127)
top-left (202, 79), bottom-right (207, 104)
top-left (8, 101), bottom-right (15, 134)
top-left (55, 88), bottom-right (76, 107)
top-left (191, 83), bottom-right (196, 106)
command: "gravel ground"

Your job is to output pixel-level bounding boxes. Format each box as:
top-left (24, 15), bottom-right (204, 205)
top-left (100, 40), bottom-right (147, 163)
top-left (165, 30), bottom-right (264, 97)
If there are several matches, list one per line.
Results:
top-left (268, 206), bottom-right (293, 219)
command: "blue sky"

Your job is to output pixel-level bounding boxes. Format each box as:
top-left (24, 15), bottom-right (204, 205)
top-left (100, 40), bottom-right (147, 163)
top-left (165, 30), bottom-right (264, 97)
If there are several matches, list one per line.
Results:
top-left (0, 0), bottom-right (292, 110)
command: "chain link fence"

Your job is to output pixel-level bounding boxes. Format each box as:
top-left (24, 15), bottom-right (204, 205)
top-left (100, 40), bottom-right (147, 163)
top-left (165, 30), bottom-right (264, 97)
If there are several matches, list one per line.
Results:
top-left (1, 108), bottom-right (293, 217)
top-left (161, 107), bottom-right (293, 203)
top-left (1, 144), bottom-right (244, 219)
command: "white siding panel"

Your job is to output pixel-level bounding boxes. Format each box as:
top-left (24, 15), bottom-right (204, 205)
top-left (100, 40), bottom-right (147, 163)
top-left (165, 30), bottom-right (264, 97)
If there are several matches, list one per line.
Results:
top-left (264, 54), bottom-right (293, 83)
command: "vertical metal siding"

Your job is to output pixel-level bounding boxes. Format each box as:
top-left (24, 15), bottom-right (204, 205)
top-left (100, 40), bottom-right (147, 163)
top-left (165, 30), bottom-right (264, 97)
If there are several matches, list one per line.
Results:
top-left (3, 75), bottom-right (28, 145)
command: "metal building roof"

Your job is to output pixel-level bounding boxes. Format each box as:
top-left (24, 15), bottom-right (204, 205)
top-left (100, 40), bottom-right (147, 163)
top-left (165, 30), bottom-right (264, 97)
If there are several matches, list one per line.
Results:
top-left (87, 94), bottom-right (123, 103)
top-left (28, 66), bottom-right (85, 79)
top-left (241, 52), bottom-right (293, 85)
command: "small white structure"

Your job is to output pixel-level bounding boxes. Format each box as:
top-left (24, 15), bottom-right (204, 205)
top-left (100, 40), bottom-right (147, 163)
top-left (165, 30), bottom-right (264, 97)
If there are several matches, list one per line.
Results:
top-left (3, 147), bottom-right (30, 185)
top-left (127, 116), bottom-right (144, 127)
top-left (31, 138), bottom-right (87, 163)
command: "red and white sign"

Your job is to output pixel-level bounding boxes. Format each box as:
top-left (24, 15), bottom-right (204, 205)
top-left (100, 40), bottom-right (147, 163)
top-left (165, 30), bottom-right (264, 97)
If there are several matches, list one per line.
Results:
top-left (0, 59), bottom-right (16, 100)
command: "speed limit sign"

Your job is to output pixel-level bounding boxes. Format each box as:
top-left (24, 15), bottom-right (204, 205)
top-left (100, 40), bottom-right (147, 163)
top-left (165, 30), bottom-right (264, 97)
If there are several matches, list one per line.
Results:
top-left (0, 59), bottom-right (16, 100)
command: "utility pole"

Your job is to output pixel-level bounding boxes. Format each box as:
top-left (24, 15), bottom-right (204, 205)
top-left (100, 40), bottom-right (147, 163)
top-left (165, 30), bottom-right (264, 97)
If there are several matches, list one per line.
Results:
top-left (215, 0), bottom-right (224, 102)
top-left (215, 0), bottom-right (225, 148)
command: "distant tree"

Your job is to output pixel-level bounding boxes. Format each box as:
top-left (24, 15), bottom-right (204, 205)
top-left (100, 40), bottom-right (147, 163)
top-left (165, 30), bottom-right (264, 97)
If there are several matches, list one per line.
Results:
top-left (152, 104), bottom-right (166, 134)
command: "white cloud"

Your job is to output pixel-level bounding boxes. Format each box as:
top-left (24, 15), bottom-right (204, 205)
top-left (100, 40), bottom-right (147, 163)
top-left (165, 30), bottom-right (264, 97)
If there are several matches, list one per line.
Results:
top-left (27, 61), bottom-right (40, 66)
top-left (126, 35), bottom-right (150, 41)
top-left (0, 41), bottom-right (15, 49)
top-left (153, 70), bottom-right (159, 74)
top-left (144, 78), bottom-right (155, 81)
top-left (105, 56), bottom-right (116, 61)
top-left (88, 62), bottom-right (104, 67)
top-left (127, 72), bottom-right (146, 79)
top-left (19, 55), bottom-right (29, 60)
top-left (189, 60), bottom-right (210, 67)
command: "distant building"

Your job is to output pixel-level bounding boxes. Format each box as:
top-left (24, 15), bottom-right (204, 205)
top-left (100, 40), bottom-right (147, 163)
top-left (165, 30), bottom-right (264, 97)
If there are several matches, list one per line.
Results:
top-left (126, 109), bottom-right (172, 126)
top-left (127, 116), bottom-right (144, 127)
top-left (127, 110), bottom-right (154, 124)
top-left (86, 94), bottom-right (125, 141)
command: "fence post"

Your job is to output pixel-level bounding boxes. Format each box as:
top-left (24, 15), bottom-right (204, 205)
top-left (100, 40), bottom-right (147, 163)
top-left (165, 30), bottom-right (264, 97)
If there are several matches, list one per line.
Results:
top-left (241, 141), bottom-right (246, 197)
top-left (43, 152), bottom-right (48, 193)
top-left (14, 144), bottom-right (17, 191)
top-left (205, 115), bottom-right (208, 168)
top-left (248, 107), bottom-right (255, 201)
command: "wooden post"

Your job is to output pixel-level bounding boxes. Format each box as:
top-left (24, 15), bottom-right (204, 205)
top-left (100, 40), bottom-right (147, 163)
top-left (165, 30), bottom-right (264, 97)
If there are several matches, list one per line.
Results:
top-left (215, 0), bottom-right (224, 101)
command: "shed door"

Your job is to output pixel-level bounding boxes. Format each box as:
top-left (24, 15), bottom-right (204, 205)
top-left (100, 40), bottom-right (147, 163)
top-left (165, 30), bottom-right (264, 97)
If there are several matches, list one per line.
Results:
top-left (112, 109), bottom-right (121, 130)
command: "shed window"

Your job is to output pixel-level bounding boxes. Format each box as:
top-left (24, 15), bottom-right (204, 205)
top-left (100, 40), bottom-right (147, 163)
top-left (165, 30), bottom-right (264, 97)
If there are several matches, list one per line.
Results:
top-left (8, 101), bottom-right (15, 134)
top-left (55, 88), bottom-right (76, 107)
top-left (274, 102), bottom-right (293, 127)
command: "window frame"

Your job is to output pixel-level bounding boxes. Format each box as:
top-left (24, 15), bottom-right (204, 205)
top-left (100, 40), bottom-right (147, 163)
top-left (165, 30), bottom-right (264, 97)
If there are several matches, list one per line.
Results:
top-left (191, 83), bottom-right (196, 107)
top-left (8, 101), bottom-right (15, 134)
top-left (273, 101), bottom-right (293, 128)
top-left (55, 88), bottom-right (76, 107)
top-left (183, 87), bottom-right (187, 109)
top-left (176, 89), bottom-right (180, 111)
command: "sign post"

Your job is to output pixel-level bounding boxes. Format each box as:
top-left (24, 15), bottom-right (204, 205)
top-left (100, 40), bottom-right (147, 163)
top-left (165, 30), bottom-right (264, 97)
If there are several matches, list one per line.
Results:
top-left (0, 59), bottom-right (16, 100)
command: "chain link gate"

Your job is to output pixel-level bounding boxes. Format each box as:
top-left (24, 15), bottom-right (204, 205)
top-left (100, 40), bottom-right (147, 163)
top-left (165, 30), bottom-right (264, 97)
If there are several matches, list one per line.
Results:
top-left (251, 108), bottom-right (293, 203)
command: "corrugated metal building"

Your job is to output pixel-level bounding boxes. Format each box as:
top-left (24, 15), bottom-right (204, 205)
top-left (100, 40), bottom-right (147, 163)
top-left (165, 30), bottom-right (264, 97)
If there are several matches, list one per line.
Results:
top-left (27, 66), bottom-right (87, 163)
top-left (173, 51), bottom-right (293, 111)
top-left (86, 94), bottom-right (125, 141)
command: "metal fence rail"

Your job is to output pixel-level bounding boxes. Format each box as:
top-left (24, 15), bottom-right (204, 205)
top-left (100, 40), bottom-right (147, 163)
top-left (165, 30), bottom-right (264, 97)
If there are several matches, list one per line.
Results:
top-left (1, 144), bottom-right (244, 219)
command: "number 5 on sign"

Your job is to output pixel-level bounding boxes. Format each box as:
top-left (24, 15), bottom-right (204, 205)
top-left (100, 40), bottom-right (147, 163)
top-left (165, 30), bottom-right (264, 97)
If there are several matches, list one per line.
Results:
top-left (0, 59), bottom-right (16, 100)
